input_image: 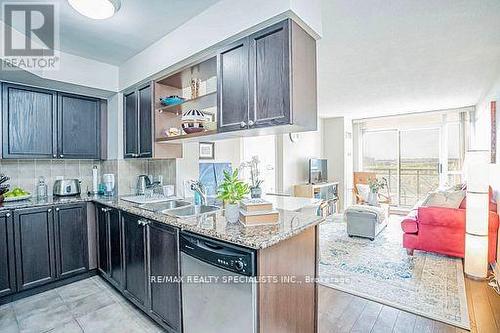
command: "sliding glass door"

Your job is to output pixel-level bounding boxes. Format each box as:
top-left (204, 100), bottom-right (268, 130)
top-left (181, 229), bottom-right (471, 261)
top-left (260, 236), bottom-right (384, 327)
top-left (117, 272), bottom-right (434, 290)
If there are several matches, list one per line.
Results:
top-left (362, 122), bottom-right (463, 208)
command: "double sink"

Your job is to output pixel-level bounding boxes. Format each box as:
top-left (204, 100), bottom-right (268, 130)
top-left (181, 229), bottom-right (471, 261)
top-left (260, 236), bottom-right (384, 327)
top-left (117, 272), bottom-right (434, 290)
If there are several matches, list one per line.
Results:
top-left (139, 200), bottom-right (220, 218)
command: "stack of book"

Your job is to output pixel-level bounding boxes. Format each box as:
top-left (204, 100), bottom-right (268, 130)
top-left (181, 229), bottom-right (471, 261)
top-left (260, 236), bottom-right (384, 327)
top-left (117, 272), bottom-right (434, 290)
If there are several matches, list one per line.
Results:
top-left (239, 199), bottom-right (279, 226)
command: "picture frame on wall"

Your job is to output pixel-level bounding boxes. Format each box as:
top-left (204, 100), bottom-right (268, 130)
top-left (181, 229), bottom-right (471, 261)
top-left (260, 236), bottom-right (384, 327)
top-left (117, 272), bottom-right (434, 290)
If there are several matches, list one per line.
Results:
top-left (199, 142), bottom-right (215, 160)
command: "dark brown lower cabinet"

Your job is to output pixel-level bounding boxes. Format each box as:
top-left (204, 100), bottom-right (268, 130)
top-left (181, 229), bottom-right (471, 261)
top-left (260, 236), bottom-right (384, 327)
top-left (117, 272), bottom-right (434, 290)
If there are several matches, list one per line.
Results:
top-left (54, 204), bottom-right (88, 279)
top-left (14, 207), bottom-right (57, 291)
top-left (0, 211), bottom-right (16, 297)
top-left (147, 222), bottom-right (181, 332)
top-left (122, 212), bottom-right (148, 308)
top-left (96, 204), bottom-right (122, 288)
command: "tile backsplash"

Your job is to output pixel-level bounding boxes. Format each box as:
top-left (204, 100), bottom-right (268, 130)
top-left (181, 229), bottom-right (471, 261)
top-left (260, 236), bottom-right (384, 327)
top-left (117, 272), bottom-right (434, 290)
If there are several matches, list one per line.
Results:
top-left (0, 159), bottom-right (176, 196)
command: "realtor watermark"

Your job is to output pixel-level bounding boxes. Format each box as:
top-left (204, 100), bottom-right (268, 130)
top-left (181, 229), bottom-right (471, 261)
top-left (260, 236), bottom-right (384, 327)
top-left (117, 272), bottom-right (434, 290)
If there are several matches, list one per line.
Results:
top-left (2, 2), bottom-right (60, 70)
top-left (150, 275), bottom-right (351, 285)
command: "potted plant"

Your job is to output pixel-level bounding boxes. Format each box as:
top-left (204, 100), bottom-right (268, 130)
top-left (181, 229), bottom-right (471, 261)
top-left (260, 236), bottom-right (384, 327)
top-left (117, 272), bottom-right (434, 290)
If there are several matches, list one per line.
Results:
top-left (367, 177), bottom-right (388, 206)
top-left (217, 169), bottom-right (249, 223)
top-left (240, 156), bottom-right (264, 198)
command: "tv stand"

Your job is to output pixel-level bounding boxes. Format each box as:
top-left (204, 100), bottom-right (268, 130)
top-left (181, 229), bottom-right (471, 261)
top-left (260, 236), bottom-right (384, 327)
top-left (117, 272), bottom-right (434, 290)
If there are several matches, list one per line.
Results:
top-left (293, 182), bottom-right (339, 215)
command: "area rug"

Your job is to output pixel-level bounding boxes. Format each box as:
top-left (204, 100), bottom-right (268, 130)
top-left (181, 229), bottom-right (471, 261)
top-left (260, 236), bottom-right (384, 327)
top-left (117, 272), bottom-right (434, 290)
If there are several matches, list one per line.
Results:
top-left (318, 215), bottom-right (470, 330)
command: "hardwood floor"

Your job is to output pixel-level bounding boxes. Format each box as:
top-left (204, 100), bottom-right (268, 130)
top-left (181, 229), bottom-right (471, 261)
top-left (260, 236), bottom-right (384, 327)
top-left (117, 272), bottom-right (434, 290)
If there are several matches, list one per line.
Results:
top-left (318, 276), bottom-right (500, 333)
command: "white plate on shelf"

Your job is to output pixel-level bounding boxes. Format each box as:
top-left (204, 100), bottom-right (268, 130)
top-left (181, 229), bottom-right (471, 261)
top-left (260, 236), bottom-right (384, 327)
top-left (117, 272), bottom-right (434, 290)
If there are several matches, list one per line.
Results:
top-left (3, 194), bottom-right (32, 202)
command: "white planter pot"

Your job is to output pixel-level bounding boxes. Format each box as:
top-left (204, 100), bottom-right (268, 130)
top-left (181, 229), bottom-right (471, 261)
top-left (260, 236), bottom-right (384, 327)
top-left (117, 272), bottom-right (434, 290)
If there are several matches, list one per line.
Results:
top-left (225, 203), bottom-right (240, 224)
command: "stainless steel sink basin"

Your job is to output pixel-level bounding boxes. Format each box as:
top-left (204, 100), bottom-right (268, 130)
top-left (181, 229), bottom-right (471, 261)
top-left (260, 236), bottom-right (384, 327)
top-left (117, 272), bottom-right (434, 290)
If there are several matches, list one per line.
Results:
top-left (139, 200), bottom-right (191, 212)
top-left (163, 205), bottom-right (220, 218)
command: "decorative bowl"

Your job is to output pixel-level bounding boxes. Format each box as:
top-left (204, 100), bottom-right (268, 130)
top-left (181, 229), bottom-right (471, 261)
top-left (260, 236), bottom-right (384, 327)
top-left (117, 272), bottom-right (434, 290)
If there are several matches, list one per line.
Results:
top-left (182, 121), bottom-right (205, 134)
top-left (160, 95), bottom-right (185, 106)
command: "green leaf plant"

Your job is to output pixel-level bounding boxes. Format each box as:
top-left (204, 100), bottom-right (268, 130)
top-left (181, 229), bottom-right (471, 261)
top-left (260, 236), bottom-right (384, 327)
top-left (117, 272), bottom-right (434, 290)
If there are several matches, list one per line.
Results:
top-left (217, 169), bottom-right (249, 205)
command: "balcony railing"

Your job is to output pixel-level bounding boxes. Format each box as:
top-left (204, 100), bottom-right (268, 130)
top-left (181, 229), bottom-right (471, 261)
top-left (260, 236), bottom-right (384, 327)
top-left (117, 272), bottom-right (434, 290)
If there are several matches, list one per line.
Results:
top-left (364, 167), bottom-right (440, 207)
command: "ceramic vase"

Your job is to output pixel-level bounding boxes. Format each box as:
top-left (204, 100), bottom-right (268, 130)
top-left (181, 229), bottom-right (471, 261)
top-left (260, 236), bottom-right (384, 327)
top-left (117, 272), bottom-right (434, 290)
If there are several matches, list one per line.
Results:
top-left (250, 187), bottom-right (262, 199)
top-left (225, 203), bottom-right (240, 223)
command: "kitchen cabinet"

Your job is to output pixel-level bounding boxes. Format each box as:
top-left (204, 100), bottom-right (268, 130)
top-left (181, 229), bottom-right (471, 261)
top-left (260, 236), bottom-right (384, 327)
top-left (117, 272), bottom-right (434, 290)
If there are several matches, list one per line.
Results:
top-left (217, 38), bottom-right (250, 132)
top-left (54, 203), bottom-right (88, 279)
top-left (13, 206), bottom-right (57, 291)
top-left (122, 212), bottom-right (148, 307)
top-left (57, 92), bottom-right (101, 159)
top-left (1, 82), bottom-right (105, 159)
top-left (147, 222), bottom-right (181, 332)
top-left (124, 83), bottom-right (153, 158)
top-left (2, 83), bottom-right (57, 158)
top-left (217, 19), bottom-right (317, 134)
top-left (0, 211), bottom-right (16, 297)
top-left (249, 20), bottom-right (291, 128)
top-left (96, 204), bottom-right (123, 288)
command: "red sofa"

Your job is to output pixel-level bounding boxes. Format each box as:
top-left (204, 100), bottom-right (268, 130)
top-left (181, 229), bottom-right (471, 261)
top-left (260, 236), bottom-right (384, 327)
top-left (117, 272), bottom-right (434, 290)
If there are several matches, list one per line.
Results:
top-left (401, 193), bottom-right (499, 263)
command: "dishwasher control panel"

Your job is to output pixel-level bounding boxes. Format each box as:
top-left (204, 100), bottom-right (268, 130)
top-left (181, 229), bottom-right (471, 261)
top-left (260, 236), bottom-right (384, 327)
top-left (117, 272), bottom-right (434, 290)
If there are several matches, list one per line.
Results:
top-left (180, 232), bottom-right (256, 276)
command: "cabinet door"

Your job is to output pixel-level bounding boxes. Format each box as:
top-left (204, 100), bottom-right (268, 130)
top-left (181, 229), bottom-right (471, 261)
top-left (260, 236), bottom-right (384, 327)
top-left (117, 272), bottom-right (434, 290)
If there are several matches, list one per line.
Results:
top-left (123, 213), bottom-right (147, 307)
top-left (2, 83), bottom-right (57, 159)
top-left (249, 20), bottom-right (291, 128)
top-left (147, 223), bottom-right (181, 331)
top-left (0, 211), bottom-right (16, 297)
top-left (124, 91), bottom-right (139, 158)
top-left (217, 38), bottom-right (250, 132)
top-left (14, 207), bottom-right (56, 291)
top-left (96, 205), bottom-right (110, 277)
top-left (108, 208), bottom-right (123, 287)
top-left (54, 204), bottom-right (88, 279)
top-left (58, 93), bottom-right (100, 159)
top-left (138, 84), bottom-right (153, 158)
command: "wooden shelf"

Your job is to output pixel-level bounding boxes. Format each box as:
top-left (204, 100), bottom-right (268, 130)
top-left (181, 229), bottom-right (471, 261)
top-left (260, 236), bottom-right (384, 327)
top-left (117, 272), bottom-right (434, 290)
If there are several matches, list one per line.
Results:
top-left (155, 130), bottom-right (218, 142)
top-left (156, 92), bottom-right (217, 114)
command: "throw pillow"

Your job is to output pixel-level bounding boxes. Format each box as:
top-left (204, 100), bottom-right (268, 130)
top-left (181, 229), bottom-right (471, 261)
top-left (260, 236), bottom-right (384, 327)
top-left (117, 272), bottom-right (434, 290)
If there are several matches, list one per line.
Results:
top-left (421, 189), bottom-right (465, 209)
top-left (356, 184), bottom-right (370, 202)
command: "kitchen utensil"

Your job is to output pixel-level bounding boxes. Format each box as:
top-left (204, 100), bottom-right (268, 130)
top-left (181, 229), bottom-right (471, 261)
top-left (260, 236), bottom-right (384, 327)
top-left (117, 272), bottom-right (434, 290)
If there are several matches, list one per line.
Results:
top-left (92, 165), bottom-right (99, 194)
top-left (102, 174), bottom-right (115, 196)
top-left (136, 175), bottom-right (152, 195)
top-left (53, 179), bottom-right (81, 197)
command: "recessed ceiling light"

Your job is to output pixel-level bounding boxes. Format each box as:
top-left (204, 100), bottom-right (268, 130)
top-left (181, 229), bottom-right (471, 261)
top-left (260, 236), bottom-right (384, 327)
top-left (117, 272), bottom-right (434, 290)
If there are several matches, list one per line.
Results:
top-left (68, 0), bottom-right (121, 20)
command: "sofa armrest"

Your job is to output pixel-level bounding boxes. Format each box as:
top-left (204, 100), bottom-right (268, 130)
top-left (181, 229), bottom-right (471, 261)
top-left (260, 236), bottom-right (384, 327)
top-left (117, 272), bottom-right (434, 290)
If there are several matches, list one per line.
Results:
top-left (401, 217), bottom-right (418, 233)
top-left (417, 206), bottom-right (466, 228)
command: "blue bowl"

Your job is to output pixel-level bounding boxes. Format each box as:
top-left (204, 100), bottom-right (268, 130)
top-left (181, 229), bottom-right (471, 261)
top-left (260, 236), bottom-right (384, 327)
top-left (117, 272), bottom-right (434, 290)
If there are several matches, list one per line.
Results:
top-left (160, 96), bottom-right (185, 106)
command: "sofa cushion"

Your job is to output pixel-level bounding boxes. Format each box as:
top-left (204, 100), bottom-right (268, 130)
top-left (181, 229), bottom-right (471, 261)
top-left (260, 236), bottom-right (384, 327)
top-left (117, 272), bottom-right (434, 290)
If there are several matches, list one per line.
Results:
top-left (422, 189), bottom-right (465, 209)
top-left (356, 184), bottom-right (370, 202)
top-left (401, 218), bottom-right (418, 234)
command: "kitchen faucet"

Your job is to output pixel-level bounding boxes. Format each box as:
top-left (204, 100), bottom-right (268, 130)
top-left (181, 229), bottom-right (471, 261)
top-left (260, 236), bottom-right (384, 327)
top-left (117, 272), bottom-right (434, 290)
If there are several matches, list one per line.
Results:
top-left (190, 180), bottom-right (207, 206)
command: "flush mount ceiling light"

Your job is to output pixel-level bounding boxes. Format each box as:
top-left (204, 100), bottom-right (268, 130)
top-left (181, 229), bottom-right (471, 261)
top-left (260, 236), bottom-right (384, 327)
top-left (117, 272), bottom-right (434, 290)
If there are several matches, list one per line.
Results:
top-left (68, 0), bottom-right (121, 20)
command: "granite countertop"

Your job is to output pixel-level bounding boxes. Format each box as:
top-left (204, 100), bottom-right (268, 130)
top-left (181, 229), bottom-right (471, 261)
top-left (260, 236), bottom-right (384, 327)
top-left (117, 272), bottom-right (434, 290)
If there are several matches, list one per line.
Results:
top-left (0, 194), bottom-right (324, 250)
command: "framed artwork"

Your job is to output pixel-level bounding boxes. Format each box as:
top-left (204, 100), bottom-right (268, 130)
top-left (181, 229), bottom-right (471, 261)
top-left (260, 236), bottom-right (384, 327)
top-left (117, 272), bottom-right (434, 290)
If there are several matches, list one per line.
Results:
top-left (199, 142), bottom-right (215, 160)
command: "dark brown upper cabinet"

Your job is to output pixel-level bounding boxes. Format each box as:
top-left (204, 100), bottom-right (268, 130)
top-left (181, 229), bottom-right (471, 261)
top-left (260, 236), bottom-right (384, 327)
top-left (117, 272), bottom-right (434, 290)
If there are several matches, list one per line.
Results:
top-left (217, 38), bottom-right (250, 132)
top-left (218, 19), bottom-right (317, 134)
top-left (124, 83), bottom-right (153, 158)
top-left (2, 84), bottom-right (57, 158)
top-left (1, 83), bottom-right (105, 160)
top-left (57, 93), bottom-right (101, 159)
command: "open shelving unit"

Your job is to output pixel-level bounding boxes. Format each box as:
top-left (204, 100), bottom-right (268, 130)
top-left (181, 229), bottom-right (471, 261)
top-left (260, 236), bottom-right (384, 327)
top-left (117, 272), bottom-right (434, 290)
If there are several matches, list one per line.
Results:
top-left (154, 56), bottom-right (218, 143)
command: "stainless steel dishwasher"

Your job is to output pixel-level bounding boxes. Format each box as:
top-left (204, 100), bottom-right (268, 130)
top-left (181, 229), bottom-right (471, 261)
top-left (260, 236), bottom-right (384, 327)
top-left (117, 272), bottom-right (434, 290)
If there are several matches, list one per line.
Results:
top-left (180, 231), bottom-right (257, 333)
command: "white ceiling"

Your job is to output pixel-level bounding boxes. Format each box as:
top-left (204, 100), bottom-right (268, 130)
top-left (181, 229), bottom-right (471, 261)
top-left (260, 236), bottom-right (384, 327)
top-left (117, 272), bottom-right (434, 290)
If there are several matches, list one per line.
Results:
top-left (318, 0), bottom-right (500, 118)
top-left (0, 0), bottom-right (220, 65)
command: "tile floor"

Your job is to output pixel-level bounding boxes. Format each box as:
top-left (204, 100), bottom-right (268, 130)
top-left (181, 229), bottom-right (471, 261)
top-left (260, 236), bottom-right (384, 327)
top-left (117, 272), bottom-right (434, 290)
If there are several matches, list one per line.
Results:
top-left (0, 276), bottom-right (164, 333)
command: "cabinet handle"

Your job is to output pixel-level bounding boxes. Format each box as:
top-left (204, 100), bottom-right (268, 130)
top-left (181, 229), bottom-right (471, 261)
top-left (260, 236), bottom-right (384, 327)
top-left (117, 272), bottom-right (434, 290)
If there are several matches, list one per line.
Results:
top-left (60, 154), bottom-right (64, 158)
top-left (53, 154), bottom-right (57, 158)
top-left (48, 208), bottom-right (52, 213)
top-left (138, 219), bottom-right (149, 226)
top-left (240, 121), bottom-right (247, 128)
top-left (101, 207), bottom-right (111, 213)
top-left (248, 120), bottom-right (255, 127)
top-left (5, 213), bottom-right (10, 217)
top-left (55, 208), bottom-right (60, 212)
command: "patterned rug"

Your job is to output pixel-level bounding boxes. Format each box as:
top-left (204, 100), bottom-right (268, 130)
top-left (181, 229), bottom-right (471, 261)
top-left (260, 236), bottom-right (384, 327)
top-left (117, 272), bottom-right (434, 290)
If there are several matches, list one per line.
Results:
top-left (318, 215), bottom-right (470, 330)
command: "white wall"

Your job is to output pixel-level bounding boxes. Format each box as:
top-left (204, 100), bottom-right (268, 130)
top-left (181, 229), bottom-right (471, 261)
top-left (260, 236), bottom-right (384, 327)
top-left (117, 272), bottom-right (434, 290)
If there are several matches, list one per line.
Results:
top-left (278, 120), bottom-right (324, 194)
top-left (118, 0), bottom-right (322, 90)
top-left (175, 138), bottom-right (242, 198)
top-left (473, 74), bottom-right (500, 152)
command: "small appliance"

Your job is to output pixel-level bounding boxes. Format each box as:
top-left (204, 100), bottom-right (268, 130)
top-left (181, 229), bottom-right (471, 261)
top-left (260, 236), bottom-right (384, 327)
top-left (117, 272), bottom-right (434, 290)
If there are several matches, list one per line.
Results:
top-left (53, 179), bottom-right (81, 197)
top-left (102, 174), bottom-right (116, 196)
top-left (136, 175), bottom-right (152, 195)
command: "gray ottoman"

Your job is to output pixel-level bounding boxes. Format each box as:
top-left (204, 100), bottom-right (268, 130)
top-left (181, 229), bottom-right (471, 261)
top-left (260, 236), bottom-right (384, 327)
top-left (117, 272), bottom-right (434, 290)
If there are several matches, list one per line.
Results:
top-left (344, 205), bottom-right (387, 240)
